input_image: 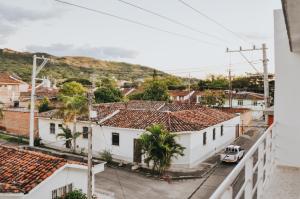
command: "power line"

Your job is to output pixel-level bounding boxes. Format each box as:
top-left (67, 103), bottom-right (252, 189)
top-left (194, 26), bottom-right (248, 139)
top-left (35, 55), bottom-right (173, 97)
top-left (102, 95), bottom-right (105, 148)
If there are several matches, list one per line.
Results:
top-left (54, 0), bottom-right (222, 47)
top-left (177, 0), bottom-right (250, 44)
top-left (114, 0), bottom-right (230, 44)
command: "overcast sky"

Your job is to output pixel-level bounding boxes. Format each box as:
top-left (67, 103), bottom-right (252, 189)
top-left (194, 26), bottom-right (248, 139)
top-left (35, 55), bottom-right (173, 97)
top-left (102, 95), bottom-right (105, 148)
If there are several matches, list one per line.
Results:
top-left (0, 0), bottom-right (281, 78)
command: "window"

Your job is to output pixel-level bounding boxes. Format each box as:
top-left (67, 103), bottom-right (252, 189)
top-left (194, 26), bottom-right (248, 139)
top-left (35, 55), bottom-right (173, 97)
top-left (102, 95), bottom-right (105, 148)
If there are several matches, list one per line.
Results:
top-left (252, 101), bottom-right (258, 106)
top-left (50, 123), bottom-right (55, 134)
top-left (82, 126), bottom-right (89, 139)
top-left (213, 128), bottom-right (216, 140)
top-left (238, 100), bottom-right (243, 106)
top-left (52, 183), bottom-right (73, 199)
top-left (203, 132), bottom-right (207, 145)
top-left (112, 133), bottom-right (119, 146)
top-left (58, 124), bottom-right (63, 128)
top-left (221, 125), bottom-right (224, 136)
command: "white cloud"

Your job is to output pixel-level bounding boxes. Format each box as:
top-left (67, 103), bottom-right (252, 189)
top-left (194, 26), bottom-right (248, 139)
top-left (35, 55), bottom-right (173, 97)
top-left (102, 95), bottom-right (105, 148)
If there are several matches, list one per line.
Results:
top-left (25, 44), bottom-right (139, 59)
top-left (0, 2), bottom-right (61, 44)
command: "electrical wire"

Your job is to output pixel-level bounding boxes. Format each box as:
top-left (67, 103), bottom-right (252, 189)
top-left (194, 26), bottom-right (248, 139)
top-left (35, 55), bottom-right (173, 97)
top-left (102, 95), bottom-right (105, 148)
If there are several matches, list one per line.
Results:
top-left (239, 52), bottom-right (261, 74)
top-left (54, 0), bottom-right (223, 47)
top-left (114, 0), bottom-right (230, 44)
top-left (177, 0), bottom-right (251, 44)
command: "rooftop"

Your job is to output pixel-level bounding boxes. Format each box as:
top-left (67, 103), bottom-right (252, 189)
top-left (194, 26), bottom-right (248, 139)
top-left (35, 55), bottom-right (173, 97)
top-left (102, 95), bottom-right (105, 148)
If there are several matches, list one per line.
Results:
top-left (101, 108), bottom-right (236, 132)
top-left (0, 146), bottom-right (80, 194)
top-left (0, 72), bottom-right (24, 85)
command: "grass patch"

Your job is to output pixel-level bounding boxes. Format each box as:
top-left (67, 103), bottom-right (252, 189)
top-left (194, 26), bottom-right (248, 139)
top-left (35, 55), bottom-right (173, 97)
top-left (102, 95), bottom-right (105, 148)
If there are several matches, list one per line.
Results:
top-left (0, 132), bottom-right (29, 144)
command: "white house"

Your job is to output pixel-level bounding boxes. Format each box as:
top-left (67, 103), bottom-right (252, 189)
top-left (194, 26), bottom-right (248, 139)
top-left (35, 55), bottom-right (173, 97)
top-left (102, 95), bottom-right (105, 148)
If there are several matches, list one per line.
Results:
top-left (0, 146), bottom-right (105, 199)
top-left (38, 107), bottom-right (240, 168)
top-left (223, 91), bottom-right (265, 119)
top-left (168, 90), bottom-right (195, 102)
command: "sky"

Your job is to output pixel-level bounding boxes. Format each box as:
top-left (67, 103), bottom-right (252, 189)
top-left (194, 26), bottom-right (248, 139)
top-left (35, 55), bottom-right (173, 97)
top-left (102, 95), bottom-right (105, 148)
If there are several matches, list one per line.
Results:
top-left (0, 0), bottom-right (281, 78)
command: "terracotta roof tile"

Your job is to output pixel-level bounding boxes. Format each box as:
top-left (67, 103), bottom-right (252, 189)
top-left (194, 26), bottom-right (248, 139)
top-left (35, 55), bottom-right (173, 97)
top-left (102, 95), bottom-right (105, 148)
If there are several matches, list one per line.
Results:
top-left (0, 73), bottom-right (23, 84)
top-left (101, 108), bottom-right (236, 132)
top-left (0, 146), bottom-right (75, 193)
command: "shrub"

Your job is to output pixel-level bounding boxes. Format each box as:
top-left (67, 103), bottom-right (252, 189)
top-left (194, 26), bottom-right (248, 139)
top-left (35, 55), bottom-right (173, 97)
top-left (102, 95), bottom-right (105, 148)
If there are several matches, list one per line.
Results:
top-left (100, 150), bottom-right (113, 163)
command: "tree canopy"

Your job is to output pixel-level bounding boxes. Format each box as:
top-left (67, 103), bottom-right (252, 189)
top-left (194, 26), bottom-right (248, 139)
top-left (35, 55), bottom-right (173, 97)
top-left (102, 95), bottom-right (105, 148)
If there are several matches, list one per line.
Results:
top-left (94, 87), bottom-right (123, 103)
top-left (143, 80), bottom-right (169, 101)
top-left (140, 124), bottom-right (185, 175)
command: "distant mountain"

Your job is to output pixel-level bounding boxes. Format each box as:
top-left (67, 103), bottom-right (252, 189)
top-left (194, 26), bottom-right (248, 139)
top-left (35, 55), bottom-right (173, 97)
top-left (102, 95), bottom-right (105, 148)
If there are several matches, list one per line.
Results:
top-left (0, 48), bottom-right (172, 83)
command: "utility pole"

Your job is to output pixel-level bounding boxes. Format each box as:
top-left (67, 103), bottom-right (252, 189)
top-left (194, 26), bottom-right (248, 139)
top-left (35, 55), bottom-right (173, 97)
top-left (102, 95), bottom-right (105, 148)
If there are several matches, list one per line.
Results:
top-left (226, 44), bottom-right (269, 109)
top-left (228, 67), bottom-right (232, 108)
top-left (87, 75), bottom-right (97, 199)
top-left (188, 73), bottom-right (191, 105)
top-left (29, 55), bottom-right (49, 147)
top-left (262, 43), bottom-right (269, 108)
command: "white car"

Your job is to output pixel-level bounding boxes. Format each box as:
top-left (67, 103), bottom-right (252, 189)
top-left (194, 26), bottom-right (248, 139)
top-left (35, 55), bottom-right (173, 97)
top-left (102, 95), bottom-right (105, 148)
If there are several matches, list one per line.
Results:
top-left (220, 145), bottom-right (245, 163)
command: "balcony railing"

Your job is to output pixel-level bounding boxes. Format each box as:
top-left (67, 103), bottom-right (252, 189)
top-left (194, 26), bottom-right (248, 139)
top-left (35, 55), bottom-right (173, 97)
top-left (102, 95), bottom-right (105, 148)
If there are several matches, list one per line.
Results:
top-left (210, 123), bottom-right (276, 199)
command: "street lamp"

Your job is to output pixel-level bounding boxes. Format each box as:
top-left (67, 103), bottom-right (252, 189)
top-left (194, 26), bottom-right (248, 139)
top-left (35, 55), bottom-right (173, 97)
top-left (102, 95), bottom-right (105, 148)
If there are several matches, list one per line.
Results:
top-left (29, 55), bottom-right (49, 147)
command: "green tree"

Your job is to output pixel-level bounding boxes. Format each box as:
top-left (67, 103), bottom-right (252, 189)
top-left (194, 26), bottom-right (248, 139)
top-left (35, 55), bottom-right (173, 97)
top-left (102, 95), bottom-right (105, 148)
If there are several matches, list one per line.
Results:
top-left (59, 81), bottom-right (86, 97)
top-left (61, 189), bottom-right (87, 199)
top-left (56, 126), bottom-right (81, 149)
top-left (201, 90), bottom-right (225, 107)
top-left (0, 107), bottom-right (3, 120)
top-left (140, 124), bottom-right (185, 175)
top-left (143, 80), bottom-right (169, 101)
top-left (38, 97), bottom-right (51, 113)
top-left (63, 78), bottom-right (92, 86)
top-left (94, 87), bottom-right (123, 103)
top-left (58, 82), bottom-right (88, 152)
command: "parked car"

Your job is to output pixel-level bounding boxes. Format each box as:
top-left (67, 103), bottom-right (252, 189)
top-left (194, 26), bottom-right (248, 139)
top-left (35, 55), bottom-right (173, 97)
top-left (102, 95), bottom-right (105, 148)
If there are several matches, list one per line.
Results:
top-left (220, 145), bottom-right (245, 163)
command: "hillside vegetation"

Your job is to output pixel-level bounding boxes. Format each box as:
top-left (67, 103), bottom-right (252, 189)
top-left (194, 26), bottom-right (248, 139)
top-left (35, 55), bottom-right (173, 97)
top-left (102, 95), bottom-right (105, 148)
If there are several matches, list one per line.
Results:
top-left (0, 48), bottom-right (170, 82)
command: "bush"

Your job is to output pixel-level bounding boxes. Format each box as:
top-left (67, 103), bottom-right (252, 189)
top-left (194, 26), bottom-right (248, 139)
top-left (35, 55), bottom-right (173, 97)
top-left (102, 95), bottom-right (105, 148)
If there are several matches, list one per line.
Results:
top-left (100, 150), bottom-right (113, 163)
top-left (62, 189), bottom-right (87, 199)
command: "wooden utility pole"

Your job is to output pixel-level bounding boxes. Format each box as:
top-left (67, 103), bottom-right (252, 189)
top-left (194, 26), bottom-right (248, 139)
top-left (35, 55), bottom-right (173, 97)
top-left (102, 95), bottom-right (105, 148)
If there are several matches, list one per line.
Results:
top-left (226, 44), bottom-right (269, 109)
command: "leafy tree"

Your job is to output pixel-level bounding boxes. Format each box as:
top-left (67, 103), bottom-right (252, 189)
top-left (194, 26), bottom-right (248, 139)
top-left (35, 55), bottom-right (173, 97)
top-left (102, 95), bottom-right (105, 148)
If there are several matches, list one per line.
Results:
top-left (61, 189), bottom-right (87, 199)
top-left (201, 90), bottom-right (225, 107)
top-left (99, 77), bottom-right (117, 88)
top-left (128, 92), bottom-right (144, 100)
top-left (161, 76), bottom-right (184, 90)
top-left (56, 126), bottom-right (81, 149)
top-left (0, 108), bottom-right (3, 120)
top-left (63, 78), bottom-right (92, 86)
top-left (143, 80), bottom-right (169, 101)
top-left (94, 87), bottom-right (123, 103)
top-left (58, 82), bottom-right (88, 152)
top-left (38, 97), bottom-right (51, 113)
top-left (140, 124), bottom-right (185, 175)
top-left (59, 81), bottom-right (86, 97)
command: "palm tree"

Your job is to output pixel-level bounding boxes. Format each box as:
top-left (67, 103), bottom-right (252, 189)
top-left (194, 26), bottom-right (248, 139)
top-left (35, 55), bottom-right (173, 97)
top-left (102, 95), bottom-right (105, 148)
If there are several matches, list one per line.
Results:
top-left (58, 81), bottom-right (88, 152)
top-left (58, 94), bottom-right (88, 152)
top-left (140, 124), bottom-right (185, 175)
top-left (56, 126), bottom-right (81, 149)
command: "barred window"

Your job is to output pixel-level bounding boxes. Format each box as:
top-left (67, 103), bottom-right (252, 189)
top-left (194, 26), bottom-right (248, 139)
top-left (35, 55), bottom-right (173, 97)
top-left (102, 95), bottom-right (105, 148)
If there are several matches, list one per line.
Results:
top-left (50, 123), bottom-right (55, 134)
top-left (82, 127), bottom-right (89, 139)
top-left (52, 183), bottom-right (73, 199)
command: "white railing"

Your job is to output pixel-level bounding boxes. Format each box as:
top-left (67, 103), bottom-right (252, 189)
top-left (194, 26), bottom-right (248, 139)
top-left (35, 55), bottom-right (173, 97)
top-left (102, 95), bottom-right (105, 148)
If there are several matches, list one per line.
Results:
top-left (210, 123), bottom-right (276, 199)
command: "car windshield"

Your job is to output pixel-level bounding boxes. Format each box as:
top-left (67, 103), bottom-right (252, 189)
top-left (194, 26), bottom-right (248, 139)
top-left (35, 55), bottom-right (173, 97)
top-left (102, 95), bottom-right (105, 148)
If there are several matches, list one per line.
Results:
top-left (225, 147), bottom-right (238, 154)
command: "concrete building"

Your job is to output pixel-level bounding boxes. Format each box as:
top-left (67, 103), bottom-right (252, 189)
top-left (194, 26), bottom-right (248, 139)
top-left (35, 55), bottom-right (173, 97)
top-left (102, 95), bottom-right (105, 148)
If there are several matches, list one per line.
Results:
top-left (0, 73), bottom-right (23, 107)
top-left (38, 107), bottom-right (240, 168)
top-left (0, 146), bottom-right (104, 199)
top-left (168, 90), bottom-right (195, 102)
top-left (224, 91), bottom-right (265, 119)
top-left (210, 4), bottom-right (300, 199)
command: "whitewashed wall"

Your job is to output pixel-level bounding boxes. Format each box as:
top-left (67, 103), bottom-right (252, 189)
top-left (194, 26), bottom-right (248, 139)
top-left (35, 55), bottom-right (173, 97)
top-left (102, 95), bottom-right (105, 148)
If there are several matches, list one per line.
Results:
top-left (274, 10), bottom-right (300, 167)
top-left (39, 115), bottom-right (240, 168)
top-left (0, 166), bottom-right (89, 199)
top-left (224, 99), bottom-right (264, 119)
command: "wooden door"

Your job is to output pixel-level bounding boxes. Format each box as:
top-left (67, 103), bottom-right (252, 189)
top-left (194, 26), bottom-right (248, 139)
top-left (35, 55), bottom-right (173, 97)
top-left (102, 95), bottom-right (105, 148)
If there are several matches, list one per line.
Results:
top-left (133, 139), bottom-right (142, 163)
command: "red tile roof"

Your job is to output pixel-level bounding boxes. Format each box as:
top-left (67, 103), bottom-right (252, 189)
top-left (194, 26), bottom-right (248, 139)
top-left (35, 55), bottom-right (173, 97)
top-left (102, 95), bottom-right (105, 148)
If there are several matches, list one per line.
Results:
top-left (168, 90), bottom-right (192, 97)
top-left (158, 103), bottom-right (202, 112)
top-left (101, 108), bottom-right (236, 132)
top-left (0, 73), bottom-right (23, 85)
top-left (226, 92), bottom-right (264, 100)
top-left (0, 146), bottom-right (76, 193)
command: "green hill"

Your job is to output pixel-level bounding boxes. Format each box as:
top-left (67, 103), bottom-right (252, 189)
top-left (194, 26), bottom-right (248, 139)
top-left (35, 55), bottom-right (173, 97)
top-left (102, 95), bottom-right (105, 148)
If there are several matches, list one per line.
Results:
top-left (0, 48), bottom-right (171, 83)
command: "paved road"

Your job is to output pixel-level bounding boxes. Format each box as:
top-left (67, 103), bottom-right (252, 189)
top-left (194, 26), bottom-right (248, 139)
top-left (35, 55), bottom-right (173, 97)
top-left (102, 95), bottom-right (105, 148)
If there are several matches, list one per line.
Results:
top-left (95, 167), bottom-right (205, 199)
top-left (190, 120), bottom-right (266, 199)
